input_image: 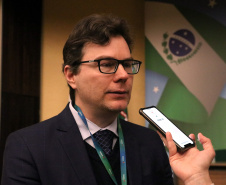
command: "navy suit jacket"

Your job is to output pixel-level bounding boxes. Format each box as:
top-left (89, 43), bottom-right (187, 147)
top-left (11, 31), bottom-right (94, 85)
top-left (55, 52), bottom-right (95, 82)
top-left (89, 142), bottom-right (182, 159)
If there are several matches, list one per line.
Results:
top-left (1, 104), bottom-right (174, 185)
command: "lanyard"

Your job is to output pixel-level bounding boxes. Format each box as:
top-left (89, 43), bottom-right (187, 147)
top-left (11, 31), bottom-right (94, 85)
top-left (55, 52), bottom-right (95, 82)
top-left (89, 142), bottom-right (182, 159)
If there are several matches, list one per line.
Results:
top-left (74, 104), bottom-right (127, 185)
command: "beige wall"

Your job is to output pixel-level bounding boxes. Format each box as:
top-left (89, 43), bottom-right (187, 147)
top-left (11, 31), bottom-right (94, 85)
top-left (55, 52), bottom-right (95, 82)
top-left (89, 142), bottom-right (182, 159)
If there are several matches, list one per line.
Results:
top-left (41, 0), bottom-right (146, 125)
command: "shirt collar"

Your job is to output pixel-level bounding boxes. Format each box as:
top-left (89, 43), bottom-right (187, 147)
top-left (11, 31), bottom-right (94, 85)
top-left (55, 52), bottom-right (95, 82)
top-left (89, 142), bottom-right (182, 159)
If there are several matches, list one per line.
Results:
top-left (69, 102), bottom-right (118, 141)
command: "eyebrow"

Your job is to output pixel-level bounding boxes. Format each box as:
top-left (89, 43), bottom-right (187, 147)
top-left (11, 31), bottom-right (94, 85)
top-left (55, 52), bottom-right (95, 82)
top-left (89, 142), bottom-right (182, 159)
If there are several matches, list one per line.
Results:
top-left (94, 56), bottom-right (134, 60)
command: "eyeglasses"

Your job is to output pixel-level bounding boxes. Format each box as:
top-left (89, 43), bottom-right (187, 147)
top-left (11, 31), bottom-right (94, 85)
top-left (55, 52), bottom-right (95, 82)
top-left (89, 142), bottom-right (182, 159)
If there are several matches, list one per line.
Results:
top-left (75, 58), bottom-right (142, 74)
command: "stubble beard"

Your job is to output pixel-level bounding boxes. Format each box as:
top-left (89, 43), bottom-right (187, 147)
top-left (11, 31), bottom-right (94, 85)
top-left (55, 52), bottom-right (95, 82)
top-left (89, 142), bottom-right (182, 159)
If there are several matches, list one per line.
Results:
top-left (102, 98), bottom-right (130, 114)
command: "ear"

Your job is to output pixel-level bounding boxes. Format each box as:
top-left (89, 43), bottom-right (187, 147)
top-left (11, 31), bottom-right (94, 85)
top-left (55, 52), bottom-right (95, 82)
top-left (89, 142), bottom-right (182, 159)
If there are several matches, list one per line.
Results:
top-left (64, 65), bottom-right (77, 89)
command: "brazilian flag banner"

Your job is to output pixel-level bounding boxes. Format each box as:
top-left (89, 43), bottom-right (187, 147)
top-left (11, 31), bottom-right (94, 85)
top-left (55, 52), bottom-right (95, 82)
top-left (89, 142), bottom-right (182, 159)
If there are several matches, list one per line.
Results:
top-left (145, 0), bottom-right (226, 161)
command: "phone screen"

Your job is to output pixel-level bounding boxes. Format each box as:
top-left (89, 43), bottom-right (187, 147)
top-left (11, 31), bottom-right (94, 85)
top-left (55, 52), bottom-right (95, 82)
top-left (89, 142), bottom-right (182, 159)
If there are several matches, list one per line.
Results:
top-left (141, 106), bottom-right (194, 149)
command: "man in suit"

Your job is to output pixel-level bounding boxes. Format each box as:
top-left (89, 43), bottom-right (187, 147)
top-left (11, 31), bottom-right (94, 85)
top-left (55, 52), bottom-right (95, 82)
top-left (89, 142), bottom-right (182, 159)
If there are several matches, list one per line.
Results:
top-left (2, 14), bottom-right (215, 185)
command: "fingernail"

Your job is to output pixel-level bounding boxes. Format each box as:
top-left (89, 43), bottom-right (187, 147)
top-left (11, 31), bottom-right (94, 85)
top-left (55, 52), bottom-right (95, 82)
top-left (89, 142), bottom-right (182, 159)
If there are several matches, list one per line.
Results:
top-left (197, 134), bottom-right (201, 143)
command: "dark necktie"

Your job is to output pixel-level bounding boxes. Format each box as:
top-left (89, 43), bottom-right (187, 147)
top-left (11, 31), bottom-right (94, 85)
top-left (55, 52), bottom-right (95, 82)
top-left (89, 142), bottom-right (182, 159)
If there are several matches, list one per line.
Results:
top-left (93, 130), bottom-right (115, 156)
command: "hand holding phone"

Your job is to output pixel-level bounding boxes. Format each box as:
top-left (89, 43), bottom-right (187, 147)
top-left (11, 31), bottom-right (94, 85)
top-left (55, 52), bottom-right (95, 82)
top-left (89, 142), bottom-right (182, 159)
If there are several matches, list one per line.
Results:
top-left (139, 106), bottom-right (195, 152)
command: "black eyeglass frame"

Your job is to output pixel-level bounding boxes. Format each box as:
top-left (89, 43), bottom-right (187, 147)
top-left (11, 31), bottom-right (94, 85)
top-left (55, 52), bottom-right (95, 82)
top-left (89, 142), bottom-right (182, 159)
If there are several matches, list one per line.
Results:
top-left (73, 58), bottom-right (142, 74)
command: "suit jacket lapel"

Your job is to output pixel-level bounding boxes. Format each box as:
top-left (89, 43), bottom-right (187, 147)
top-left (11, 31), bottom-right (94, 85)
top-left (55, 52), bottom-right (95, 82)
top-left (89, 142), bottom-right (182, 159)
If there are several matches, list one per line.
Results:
top-left (56, 105), bottom-right (97, 185)
top-left (55, 105), bottom-right (143, 185)
top-left (121, 120), bottom-right (142, 185)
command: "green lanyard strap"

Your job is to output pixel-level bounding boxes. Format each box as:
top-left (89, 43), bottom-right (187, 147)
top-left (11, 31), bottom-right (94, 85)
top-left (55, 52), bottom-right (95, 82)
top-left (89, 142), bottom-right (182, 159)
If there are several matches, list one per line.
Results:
top-left (74, 104), bottom-right (127, 185)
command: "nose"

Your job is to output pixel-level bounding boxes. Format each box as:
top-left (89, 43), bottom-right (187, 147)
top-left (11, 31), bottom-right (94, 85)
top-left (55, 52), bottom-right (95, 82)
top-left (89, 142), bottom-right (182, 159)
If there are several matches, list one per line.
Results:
top-left (113, 64), bottom-right (130, 82)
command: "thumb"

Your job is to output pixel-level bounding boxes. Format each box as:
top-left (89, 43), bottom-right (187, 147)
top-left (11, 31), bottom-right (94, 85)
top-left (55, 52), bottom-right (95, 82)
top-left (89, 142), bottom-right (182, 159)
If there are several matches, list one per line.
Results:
top-left (166, 132), bottom-right (177, 157)
top-left (198, 133), bottom-right (215, 158)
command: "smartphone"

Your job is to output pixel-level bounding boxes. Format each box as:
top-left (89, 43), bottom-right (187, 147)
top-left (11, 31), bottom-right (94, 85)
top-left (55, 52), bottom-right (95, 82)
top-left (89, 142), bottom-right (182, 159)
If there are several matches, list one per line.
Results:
top-left (139, 106), bottom-right (195, 152)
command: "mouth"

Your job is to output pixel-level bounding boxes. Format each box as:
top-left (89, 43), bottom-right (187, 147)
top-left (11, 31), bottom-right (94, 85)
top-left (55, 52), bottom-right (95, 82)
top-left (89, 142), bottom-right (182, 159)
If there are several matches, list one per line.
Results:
top-left (106, 90), bottom-right (130, 100)
top-left (107, 90), bottom-right (128, 95)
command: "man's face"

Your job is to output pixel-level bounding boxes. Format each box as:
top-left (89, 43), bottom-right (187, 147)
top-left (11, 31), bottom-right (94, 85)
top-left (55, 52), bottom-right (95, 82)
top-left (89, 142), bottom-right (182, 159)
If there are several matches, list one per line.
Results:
top-left (73, 36), bottom-right (133, 116)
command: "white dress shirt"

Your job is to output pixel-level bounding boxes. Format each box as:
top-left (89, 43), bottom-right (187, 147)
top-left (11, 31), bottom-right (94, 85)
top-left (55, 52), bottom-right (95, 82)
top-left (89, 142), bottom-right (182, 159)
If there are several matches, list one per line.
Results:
top-left (69, 102), bottom-right (118, 149)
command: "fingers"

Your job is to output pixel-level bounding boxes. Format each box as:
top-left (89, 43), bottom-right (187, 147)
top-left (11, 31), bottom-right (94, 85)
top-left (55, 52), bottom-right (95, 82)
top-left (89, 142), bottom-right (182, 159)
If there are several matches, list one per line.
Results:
top-left (189, 133), bottom-right (197, 147)
top-left (189, 133), bottom-right (195, 141)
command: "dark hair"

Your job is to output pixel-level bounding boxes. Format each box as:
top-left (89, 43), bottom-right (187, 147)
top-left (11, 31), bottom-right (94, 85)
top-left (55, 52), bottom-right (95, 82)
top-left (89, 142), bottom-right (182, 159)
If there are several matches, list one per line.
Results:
top-left (62, 14), bottom-right (133, 103)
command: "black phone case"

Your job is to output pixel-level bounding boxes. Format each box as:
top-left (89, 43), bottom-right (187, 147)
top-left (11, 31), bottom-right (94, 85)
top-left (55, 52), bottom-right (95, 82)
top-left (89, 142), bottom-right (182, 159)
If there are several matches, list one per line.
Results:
top-left (139, 106), bottom-right (195, 152)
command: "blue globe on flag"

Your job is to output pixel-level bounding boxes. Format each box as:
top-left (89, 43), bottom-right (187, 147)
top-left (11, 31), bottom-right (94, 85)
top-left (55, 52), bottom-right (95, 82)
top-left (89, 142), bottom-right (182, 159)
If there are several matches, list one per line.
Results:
top-left (169, 29), bottom-right (195, 57)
